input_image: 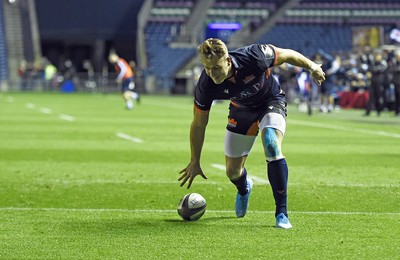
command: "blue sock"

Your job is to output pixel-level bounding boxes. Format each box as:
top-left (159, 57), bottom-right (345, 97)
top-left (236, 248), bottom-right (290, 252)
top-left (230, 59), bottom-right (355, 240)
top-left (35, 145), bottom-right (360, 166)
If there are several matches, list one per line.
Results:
top-left (231, 168), bottom-right (248, 196)
top-left (267, 158), bottom-right (288, 217)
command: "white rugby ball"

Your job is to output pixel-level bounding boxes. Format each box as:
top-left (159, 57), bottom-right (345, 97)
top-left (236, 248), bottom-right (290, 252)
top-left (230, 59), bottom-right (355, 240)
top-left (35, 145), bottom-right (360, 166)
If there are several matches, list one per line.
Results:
top-left (177, 193), bottom-right (207, 221)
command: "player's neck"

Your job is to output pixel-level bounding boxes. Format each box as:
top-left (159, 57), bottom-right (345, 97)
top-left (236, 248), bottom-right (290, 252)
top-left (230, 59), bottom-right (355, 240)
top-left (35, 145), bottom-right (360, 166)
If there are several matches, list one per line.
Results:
top-left (226, 66), bottom-right (236, 83)
top-left (226, 66), bottom-right (235, 80)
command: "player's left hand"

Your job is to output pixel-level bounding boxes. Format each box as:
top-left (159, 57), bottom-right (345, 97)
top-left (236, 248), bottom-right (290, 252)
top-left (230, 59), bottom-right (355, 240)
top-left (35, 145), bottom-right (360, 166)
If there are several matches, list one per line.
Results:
top-left (311, 65), bottom-right (326, 85)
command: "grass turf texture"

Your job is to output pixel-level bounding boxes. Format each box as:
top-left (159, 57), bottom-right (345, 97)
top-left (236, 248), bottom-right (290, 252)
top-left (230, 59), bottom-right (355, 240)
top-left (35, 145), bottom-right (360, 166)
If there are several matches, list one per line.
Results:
top-left (0, 92), bottom-right (399, 259)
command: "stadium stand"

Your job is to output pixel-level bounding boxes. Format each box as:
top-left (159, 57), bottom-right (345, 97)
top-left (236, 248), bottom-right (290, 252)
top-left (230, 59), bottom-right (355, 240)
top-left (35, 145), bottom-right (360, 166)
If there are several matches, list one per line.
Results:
top-left (258, 25), bottom-right (352, 57)
top-left (143, 0), bottom-right (283, 91)
top-left (144, 22), bottom-right (196, 91)
top-left (144, 0), bottom-right (198, 91)
top-left (0, 0), bottom-right (8, 86)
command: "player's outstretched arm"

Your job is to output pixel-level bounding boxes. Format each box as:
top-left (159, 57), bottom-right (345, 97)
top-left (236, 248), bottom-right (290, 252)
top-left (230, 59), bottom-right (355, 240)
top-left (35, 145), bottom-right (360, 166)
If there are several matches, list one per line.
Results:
top-left (179, 107), bottom-right (209, 188)
top-left (272, 46), bottom-right (326, 85)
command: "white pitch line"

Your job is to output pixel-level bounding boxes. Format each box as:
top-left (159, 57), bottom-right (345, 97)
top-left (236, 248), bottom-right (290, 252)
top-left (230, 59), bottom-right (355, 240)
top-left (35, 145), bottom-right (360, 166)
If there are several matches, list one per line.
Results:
top-left (31, 178), bottom-right (399, 188)
top-left (210, 163), bottom-right (226, 171)
top-left (40, 107), bottom-right (52, 114)
top-left (26, 103), bottom-right (36, 109)
top-left (209, 164), bottom-right (400, 187)
top-left (289, 119), bottom-right (400, 139)
top-left (116, 132), bottom-right (144, 143)
top-left (211, 163), bottom-right (270, 185)
top-left (250, 176), bottom-right (270, 185)
top-left (6, 96), bottom-right (14, 102)
top-left (0, 207), bottom-right (398, 216)
top-left (34, 179), bottom-right (219, 185)
top-left (59, 114), bottom-right (75, 122)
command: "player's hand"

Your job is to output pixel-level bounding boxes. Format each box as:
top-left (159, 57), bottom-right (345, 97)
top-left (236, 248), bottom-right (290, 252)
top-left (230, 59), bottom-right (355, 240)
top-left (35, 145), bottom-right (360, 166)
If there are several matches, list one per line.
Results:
top-left (116, 78), bottom-right (122, 84)
top-left (179, 161), bottom-right (207, 189)
top-left (311, 64), bottom-right (326, 85)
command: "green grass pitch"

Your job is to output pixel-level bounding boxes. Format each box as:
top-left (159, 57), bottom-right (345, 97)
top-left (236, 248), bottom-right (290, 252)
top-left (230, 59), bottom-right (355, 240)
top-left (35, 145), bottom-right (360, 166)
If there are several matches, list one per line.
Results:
top-left (0, 92), bottom-right (399, 259)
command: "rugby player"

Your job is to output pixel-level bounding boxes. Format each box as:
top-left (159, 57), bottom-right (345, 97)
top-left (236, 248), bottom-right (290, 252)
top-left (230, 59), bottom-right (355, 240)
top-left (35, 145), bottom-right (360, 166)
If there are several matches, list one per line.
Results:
top-left (108, 53), bottom-right (140, 110)
top-left (179, 38), bottom-right (325, 228)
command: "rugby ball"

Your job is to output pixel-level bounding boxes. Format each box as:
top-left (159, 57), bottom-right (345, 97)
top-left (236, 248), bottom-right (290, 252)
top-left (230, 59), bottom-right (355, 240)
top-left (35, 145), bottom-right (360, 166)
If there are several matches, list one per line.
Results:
top-left (177, 193), bottom-right (206, 221)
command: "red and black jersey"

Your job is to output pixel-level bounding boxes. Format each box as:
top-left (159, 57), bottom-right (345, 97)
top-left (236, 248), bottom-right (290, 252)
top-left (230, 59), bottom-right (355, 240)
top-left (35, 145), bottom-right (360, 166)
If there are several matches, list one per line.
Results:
top-left (194, 44), bottom-right (285, 111)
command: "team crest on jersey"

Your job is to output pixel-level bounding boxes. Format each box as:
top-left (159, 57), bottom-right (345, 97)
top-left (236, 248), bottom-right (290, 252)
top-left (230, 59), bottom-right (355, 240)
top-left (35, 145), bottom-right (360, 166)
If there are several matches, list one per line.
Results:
top-left (228, 118), bottom-right (237, 128)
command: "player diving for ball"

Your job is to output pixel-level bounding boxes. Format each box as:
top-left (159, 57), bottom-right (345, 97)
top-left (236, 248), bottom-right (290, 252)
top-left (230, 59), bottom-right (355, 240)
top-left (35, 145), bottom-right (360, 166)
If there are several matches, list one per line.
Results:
top-left (179, 38), bottom-right (325, 228)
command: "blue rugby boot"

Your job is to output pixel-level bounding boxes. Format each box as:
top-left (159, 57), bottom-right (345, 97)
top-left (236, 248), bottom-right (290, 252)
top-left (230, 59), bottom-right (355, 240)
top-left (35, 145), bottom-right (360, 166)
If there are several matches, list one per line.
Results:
top-left (235, 178), bottom-right (253, 218)
top-left (275, 213), bottom-right (292, 229)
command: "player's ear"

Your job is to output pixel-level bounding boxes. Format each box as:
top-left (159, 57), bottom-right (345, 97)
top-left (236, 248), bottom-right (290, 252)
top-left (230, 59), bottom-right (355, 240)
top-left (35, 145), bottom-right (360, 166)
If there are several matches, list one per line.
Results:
top-left (226, 56), bottom-right (232, 66)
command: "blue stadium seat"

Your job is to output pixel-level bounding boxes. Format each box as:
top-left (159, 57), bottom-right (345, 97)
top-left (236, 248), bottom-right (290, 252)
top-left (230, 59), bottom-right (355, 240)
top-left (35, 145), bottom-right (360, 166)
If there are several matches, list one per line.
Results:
top-left (259, 25), bottom-right (352, 57)
top-left (144, 22), bottom-right (196, 90)
top-left (0, 0), bottom-right (9, 82)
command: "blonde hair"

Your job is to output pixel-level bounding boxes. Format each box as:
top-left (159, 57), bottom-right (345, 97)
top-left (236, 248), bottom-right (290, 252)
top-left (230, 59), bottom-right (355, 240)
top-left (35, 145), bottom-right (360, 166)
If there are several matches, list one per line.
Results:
top-left (108, 52), bottom-right (119, 63)
top-left (198, 38), bottom-right (228, 61)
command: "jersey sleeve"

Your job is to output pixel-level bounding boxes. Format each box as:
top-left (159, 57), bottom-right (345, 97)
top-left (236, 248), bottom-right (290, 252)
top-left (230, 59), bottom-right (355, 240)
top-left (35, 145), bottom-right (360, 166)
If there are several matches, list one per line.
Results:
top-left (256, 44), bottom-right (277, 69)
top-left (194, 71), bottom-right (214, 111)
top-left (116, 59), bottom-right (127, 80)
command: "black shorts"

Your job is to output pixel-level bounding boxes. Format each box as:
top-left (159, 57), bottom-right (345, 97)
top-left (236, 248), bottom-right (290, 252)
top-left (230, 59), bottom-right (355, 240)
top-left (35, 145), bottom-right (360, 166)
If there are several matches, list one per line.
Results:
top-left (226, 99), bottom-right (287, 136)
top-left (121, 78), bottom-right (135, 92)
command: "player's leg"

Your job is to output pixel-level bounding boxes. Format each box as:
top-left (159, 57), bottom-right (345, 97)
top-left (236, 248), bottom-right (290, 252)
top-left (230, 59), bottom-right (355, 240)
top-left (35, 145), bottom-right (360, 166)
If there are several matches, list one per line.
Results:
top-left (128, 80), bottom-right (140, 103)
top-left (225, 131), bottom-right (255, 218)
top-left (131, 91), bottom-right (140, 103)
top-left (259, 112), bottom-right (292, 229)
top-left (123, 90), bottom-right (133, 110)
top-left (224, 103), bottom-right (258, 217)
top-left (121, 79), bottom-right (134, 110)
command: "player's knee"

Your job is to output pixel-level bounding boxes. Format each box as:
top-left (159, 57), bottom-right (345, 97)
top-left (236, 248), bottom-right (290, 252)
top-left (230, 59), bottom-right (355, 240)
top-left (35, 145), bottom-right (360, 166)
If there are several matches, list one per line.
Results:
top-left (123, 91), bottom-right (131, 99)
top-left (263, 128), bottom-right (280, 158)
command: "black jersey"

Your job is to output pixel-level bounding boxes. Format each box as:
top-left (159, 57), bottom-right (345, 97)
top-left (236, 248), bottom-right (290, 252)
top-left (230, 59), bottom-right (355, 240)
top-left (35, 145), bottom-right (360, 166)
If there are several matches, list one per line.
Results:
top-left (194, 44), bottom-right (285, 111)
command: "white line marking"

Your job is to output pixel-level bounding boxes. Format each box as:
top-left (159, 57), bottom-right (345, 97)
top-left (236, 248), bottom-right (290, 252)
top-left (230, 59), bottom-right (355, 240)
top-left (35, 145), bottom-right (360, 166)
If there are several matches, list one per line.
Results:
top-left (7, 96), bottom-right (14, 102)
top-left (210, 164), bottom-right (399, 187)
top-left (35, 179), bottom-right (219, 185)
top-left (211, 163), bottom-right (270, 185)
top-left (0, 207), bottom-right (398, 216)
top-left (59, 114), bottom-right (75, 122)
top-left (293, 183), bottom-right (400, 188)
top-left (251, 176), bottom-right (270, 185)
top-left (289, 119), bottom-right (400, 139)
top-left (40, 107), bottom-right (52, 114)
top-left (116, 132), bottom-right (144, 143)
top-left (31, 178), bottom-right (398, 188)
top-left (26, 103), bottom-right (36, 109)
top-left (211, 163), bottom-right (226, 171)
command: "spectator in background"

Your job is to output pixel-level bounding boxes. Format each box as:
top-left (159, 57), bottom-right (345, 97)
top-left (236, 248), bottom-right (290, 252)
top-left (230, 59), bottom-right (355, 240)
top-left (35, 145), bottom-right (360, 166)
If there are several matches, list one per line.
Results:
top-left (365, 51), bottom-right (388, 116)
top-left (43, 57), bottom-right (57, 91)
top-left (17, 60), bottom-right (29, 90)
top-left (319, 55), bottom-right (341, 113)
top-left (108, 52), bottom-right (140, 110)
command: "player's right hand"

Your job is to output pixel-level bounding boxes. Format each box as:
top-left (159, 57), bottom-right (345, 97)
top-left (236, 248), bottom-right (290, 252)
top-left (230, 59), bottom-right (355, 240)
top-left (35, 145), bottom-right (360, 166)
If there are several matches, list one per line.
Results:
top-left (179, 161), bottom-right (208, 189)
